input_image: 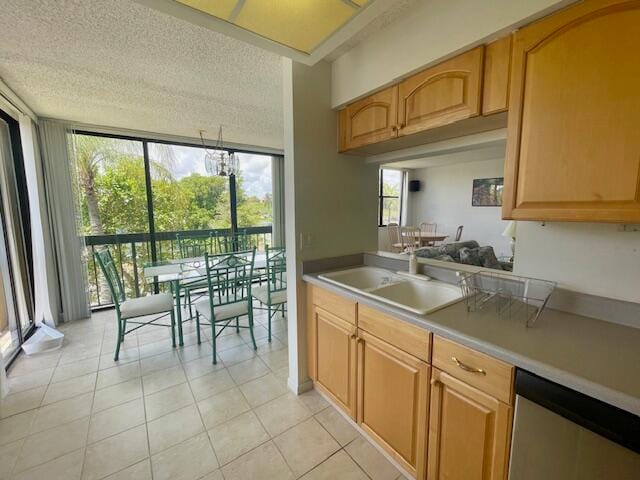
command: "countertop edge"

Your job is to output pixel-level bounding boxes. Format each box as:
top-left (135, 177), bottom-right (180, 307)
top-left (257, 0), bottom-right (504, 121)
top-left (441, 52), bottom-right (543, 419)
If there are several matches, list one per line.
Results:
top-left (302, 273), bottom-right (640, 417)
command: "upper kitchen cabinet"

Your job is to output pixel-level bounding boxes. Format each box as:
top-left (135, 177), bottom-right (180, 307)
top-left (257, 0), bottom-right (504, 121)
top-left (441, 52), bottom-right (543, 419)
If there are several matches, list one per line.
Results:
top-left (338, 85), bottom-right (398, 152)
top-left (397, 47), bottom-right (484, 136)
top-left (482, 35), bottom-right (512, 115)
top-left (503, 0), bottom-right (640, 223)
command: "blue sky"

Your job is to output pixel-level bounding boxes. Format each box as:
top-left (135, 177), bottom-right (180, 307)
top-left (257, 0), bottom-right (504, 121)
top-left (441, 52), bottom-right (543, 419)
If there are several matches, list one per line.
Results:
top-left (148, 144), bottom-right (272, 199)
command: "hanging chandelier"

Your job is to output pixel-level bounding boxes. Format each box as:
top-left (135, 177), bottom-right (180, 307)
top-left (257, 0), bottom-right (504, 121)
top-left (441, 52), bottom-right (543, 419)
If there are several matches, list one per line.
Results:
top-left (200, 126), bottom-right (237, 177)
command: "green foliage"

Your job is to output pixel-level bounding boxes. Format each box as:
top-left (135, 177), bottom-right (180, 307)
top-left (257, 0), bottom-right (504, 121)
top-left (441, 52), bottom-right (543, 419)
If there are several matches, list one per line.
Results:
top-left (73, 136), bottom-right (273, 236)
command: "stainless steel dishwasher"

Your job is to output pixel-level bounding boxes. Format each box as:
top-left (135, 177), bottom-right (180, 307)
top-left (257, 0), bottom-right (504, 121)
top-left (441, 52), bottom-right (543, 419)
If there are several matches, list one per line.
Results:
top-left (509, 370), bottom-right (640, 480)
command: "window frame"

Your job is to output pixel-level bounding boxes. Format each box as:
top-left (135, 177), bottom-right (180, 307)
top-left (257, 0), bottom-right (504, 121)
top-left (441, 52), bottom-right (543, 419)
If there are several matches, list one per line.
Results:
top-left (72, 130), bottom-right (281, 300)
top-left (378, 168), bottom-right (405, 227)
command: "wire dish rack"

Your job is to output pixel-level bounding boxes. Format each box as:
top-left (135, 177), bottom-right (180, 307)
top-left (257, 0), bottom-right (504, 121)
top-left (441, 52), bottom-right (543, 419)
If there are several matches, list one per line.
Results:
top-left (457, 271), bottom-right (556, 327)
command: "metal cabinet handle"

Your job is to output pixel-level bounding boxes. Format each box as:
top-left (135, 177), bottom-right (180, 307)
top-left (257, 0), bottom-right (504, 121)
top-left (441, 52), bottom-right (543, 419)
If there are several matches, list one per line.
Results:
top-left (452, 356), bottom-right (486, 375)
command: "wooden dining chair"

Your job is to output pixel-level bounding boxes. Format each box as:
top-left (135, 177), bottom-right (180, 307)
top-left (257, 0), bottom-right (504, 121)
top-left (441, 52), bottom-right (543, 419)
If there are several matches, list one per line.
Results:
top-left (401, 226), bottom-right (421, 251)
top-left (387, 223), bottom-right (403, 252)
top-left (419, 222), bottom-right (438, 246)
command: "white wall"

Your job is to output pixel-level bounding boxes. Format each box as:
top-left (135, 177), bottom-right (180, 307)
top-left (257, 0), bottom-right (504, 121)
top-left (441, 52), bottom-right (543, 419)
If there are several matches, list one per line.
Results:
top-left (407, 158), bottom-right (511, 257)
top-left (331, 0), bottom-right (573, 107)
top-left (514, 223), bottom-right (640, 303)
top-left (282, 58), bottom-right (378, 393)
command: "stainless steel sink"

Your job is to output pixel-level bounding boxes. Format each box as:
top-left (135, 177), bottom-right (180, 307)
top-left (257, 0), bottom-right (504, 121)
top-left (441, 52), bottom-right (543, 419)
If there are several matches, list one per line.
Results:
top-left (318, 266), bottom-right (462, 315)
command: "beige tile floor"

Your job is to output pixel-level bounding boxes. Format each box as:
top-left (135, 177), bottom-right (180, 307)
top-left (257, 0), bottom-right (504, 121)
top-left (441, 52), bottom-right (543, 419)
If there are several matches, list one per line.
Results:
top-left (0, 307), bottom-right (408, 480)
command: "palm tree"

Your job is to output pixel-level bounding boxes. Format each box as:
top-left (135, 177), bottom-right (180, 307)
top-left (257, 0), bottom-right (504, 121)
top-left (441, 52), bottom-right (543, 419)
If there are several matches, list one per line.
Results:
top-left (71, 135), bottom-right (176, 304)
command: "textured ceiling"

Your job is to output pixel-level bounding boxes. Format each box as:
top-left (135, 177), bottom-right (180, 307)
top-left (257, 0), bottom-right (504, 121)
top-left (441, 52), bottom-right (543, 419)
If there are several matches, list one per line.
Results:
top-left (0, 0), bottom-right (284, 149)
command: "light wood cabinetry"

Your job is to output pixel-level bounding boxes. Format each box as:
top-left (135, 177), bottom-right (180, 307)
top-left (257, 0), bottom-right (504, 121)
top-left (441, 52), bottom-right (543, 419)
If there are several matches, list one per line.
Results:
top-left (503, 0), bottom-right (640, 223)
top-left (398, 47), bottom-right (484, 136)
top-left (312, 305), bottom-right (358, 418)
top-left (339, 85), bottom-right (399, 152)
top-left (432, 336), bottom-right (514, 404)
top-left (337, 41), bottom-right (512, 154)
top-left (358, 304), bottom-right (430, 362)
top-left (306, 284), bottom-right (515, 480)
top-left (482, 36), bottom-right (512, 115)
top-left (357, 329), bottom-right (429, 479)
top-left (306, 284), bottom-right (358, 418)
top-left (427, 368), bottom-right (512, 480)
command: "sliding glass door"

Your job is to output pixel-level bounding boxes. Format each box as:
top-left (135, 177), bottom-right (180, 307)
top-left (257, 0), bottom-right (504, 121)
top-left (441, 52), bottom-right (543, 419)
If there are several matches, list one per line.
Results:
top-left (0, 114), bottom-right (34, 362)
top-left (72, 131), bottom-right (278, 309)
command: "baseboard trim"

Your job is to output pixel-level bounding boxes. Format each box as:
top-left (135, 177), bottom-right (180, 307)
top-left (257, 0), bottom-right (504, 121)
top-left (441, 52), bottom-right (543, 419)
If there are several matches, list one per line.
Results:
top-left (313, 386), bottom-right (415, 480)
top-left (288, 376), bottom-right (313, 395)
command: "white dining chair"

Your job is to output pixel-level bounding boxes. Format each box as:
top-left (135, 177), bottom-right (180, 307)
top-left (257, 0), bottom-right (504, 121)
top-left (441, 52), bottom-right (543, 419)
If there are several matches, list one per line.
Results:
top-left (419, 222), bottom-right (438, 246)
top-left (401, 226), bottom-right (421, 251)
top-left (387, 223), bottom-right (403, 252)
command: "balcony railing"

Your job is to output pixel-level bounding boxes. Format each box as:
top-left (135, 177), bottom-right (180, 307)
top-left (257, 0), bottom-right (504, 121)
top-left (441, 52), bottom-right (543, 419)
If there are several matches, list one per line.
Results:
top-left (83, 226), bottom-right (272, 308)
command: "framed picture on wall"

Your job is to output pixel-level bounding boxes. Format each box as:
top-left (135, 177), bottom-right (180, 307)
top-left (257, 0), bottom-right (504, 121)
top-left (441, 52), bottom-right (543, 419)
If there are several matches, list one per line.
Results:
top-left (472, 177), bottom-right (504, 206)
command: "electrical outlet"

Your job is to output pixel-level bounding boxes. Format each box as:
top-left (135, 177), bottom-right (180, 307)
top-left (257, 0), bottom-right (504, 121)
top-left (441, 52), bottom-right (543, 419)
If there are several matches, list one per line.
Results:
top-left (299, 232), bottom-right (313, 249)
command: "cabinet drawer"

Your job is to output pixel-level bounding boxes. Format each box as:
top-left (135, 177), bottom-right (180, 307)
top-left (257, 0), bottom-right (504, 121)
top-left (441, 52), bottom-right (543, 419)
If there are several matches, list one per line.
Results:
top-left (358, 304), bottom-right (430, 362)
top-left (309, 284), bottom-right (356, 325)
top-left (433, 336), bottom-right (514, 404)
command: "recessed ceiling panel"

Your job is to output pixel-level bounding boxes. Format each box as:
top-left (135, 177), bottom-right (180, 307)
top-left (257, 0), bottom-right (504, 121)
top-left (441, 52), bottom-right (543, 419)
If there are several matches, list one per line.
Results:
top-left (177, 0), bottom-right (238, 20)
top-left (176, 0), bottom-right (368, 54)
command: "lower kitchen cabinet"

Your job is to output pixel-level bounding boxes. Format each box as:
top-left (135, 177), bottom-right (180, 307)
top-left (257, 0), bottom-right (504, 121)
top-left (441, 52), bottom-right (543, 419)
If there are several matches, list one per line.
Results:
top-left (312, 305), bottom-right (358, 419)
top-left (427, 368), bottom-right (512, 480)
top-left (357, 329), bottom-right (429, 479)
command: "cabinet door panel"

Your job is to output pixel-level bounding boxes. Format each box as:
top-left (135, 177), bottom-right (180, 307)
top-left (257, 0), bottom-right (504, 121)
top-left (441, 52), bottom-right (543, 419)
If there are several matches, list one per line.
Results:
top-left (504, 0), bottom-right (640, 222)
top-left (340, 86), bottom-right (398, 151)
top-left (315, 306), bottom-right (357, 418)
top-left (428, 369), bottom-right (512, 480)
top-left (482, 35), bottom-right (512, 115)
top-left (398, 47), bottom-right (483, 136)
top-left (358, 330), bottom-right (429, 478)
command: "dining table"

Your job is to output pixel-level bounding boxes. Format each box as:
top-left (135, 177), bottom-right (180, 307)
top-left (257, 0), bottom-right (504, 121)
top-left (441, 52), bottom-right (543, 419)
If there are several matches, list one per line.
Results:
top-left (402, 231), bottom-right (449, 247)
top-left (142, 253), bottom-right (267, 345)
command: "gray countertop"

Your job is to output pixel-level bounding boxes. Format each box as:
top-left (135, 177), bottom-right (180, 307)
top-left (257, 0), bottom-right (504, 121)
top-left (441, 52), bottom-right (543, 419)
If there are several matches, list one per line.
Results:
top-left (303, 272), bottom-right (640, 416)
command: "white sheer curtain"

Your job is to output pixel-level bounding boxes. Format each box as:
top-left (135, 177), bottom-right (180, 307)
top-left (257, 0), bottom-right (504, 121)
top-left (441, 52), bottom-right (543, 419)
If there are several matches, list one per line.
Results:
top-left (271, 155), bottom-right (286, 248)
top-left (39, 121), bottom-right (90, 322)
top-left (20, 116), bottom-right (60, 326)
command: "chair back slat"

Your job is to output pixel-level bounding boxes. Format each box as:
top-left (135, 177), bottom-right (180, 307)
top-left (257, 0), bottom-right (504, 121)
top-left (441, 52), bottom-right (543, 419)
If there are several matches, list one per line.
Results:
top-left (401, 226), bottom-right (421, 250)
top-left (94, 248), bottom-right (126, 307)
top-left (455, 225), bottom-right (464, 242)
top-left (203, 248), bottom-right (256, 316)
top-left (177, 233), bottom-right (214, 259)
top-left (213, 230), bottom-right (252, 253)
top-left (265, 246), bottom-right (286, 302)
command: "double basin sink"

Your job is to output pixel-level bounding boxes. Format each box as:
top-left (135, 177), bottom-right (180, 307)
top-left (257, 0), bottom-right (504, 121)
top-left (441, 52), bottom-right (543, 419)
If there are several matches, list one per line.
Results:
top-left (318, 266), bottom-right (463, 315)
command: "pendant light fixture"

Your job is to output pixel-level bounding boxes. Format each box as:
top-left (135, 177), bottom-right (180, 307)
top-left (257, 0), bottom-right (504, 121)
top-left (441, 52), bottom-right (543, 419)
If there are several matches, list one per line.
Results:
top-left (200, 126), bottom-right (237, 177)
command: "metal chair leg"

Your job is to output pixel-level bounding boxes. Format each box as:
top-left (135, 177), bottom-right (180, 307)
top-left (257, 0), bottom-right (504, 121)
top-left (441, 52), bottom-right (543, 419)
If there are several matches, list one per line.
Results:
top-left (114, 314), bottom-right (123, 361)
top-left (170, 310), bottom-right (176, 348)
top-left (248, 309), bottom-right (257, 351)
top-left (212, 320), bottom-right (217, 365)
top-left (196, 311), bottom-right (201, 345)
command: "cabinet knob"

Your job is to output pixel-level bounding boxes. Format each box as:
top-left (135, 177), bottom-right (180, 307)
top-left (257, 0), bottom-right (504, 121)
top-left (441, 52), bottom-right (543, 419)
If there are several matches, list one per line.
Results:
top-left (391, 125), bottom-right (397, 131)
